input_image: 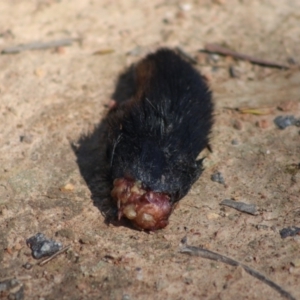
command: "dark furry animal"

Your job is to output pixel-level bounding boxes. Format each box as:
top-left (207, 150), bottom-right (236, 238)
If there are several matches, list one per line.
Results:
top-left (106, 48), bottom-right (214, 230)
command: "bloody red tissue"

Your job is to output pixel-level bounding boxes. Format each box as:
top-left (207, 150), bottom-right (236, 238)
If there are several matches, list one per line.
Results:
top-left (111, 178), bottom-right (172, 230)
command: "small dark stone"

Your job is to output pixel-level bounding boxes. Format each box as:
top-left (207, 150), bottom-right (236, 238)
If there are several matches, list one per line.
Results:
top-left (294, 118), bottom-right (300, 127)
top-left (274, 115), bottom-right (296, 129)
top-left (231, 139), bottom-right (239, 145)
top-left (229, 65), bottom-right (241, 78)
top-left (256, 224), bottom-right (269, 231)
top-left (279, 226), bottom-right (300, 239)
top-left (287, 57), bottom-right (297, 65)
top-left (26, 233), bottom-right (62, 259)
top-left (22, 262), bottom-right (33, 270)
top-left (20, 134), bottom-right (33, 144)
top-left (0, 280), bottom-right (9, 292)
top-left (211, 172), bottom-right (225, 184)
top-left (220, 199), bottom-right (258, 215)
top-left (184, 277), bottom-right (193, 285)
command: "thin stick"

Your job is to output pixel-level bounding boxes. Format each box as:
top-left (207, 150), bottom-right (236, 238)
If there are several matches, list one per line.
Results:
top-left (1, 38), bottom-right (77, 54)
top-left (38, 245), bottom-right (71, 266)
top-left (204, 43), bottom-right (292, 69)
top-left (175, 46), bottom-right (198, 64)
top-left (179, 238), bottom-right (296, 300)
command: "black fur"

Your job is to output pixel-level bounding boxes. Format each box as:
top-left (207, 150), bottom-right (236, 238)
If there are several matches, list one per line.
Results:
top-left (106, 49), bottom-right (213, 203)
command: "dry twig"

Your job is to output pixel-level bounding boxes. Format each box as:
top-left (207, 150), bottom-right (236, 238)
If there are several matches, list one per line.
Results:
top-left (1, 38), bottom-right (77, 54)
top-left (223, 106), bottom-right (275, 115)
top-left (179, 237), bottom-right (296, 300)
top-left (204, 43), bottom-right (293, 69)
top-left (38, 245), bottom-right (70, 266)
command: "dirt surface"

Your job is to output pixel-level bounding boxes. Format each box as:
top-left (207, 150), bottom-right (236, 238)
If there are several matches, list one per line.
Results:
top-left (1, 1), bottom-right (300, 299)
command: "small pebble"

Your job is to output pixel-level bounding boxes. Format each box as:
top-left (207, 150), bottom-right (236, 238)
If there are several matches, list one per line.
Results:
top-left (60, 183), bottom-right (75, 192)
top-left (220, 199), bottom-right (258, 215)
top-left (79, 235), bottom-right (96, 245)
top-left (279, 227), bottom-right (300, 239)
top-left (245, 256), bottom-right (253, 262)
top-left (206, 212), bottom-right (220, 220)
top-left (20, 134), bottom-right (33, 144)
top-left (211, 172), bottom-right (225, 184)
top-left (26, 233), bottom-right (62, 259)
top-left (256, 224), bottom-right (269, 231)
top-left (22, 262), bottom-right (33, 270)
top-left (256, 119), bottom-right (269, 129)
top-left (183, 277), bottom-right (193, 284)
top-left (135, 267), bottom-right (143, 281)
top-left (274, 115), bottom-right (296, 129)
top-left (291, 258), bottom-right (300, 268)
top-left (287, 57), bottom-right (297, 65)
top-left (179, 3), bottom-right (192, 11)
top-left (209, 54), bottom-right (220, 63)
top-left (295, 119), bottom-right (300, 127)
top-left (229, 65), bottom-right (241, 78)
top-left (247, 71), bottom-right (255, 80)
top-left (127, 46), bottom-right (143, 56)
top-left (233, 119), bottom-right (243, 130)
top-left (231, 139), bottom-right (239, 145)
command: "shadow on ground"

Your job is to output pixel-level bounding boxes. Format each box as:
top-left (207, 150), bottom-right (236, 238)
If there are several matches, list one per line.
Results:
top-left (71, 65), bottom-right (137, 228)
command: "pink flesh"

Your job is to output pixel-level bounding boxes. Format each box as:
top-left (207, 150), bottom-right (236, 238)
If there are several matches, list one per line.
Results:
top-left (111, 178), bottom-right (172, 230)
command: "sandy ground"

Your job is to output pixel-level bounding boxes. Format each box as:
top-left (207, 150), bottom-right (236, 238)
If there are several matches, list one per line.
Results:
top-left (0, 0), bottom-right (300, 299)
